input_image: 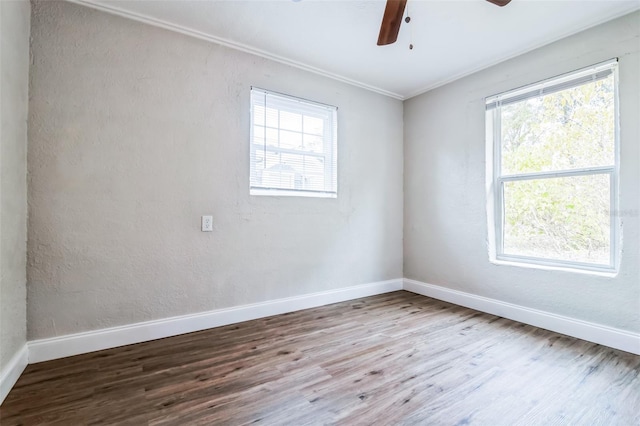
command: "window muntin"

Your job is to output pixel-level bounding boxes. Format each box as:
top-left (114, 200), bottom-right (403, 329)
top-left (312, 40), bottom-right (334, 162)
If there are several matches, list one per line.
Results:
top-left (487, 60), bottom-right (619, 272)
top-left (250, 88), bottom-right (337, 197)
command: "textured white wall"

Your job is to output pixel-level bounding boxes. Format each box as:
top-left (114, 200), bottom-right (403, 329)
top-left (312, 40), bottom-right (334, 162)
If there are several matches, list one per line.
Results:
top-left (0, 0), bottom-right (30, 371)
top-left (27, 1), bottom-right (403, 339)
top-left (404, 12), bottom-right (640, 333)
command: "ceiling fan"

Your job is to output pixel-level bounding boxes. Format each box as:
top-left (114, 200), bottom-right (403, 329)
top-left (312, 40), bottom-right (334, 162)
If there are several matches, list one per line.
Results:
top-left (377, 0), bottom-right (512, 46)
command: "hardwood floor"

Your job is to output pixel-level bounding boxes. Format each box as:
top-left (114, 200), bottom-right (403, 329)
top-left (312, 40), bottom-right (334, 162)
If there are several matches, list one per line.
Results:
top-left (1, 291), bottom-right (639, 425)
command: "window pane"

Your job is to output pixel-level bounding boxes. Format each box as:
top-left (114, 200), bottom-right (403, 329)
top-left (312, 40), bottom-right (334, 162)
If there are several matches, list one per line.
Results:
top-left (263, 153), bottom-right (301, 190)
top-left (303, 155), bottom-right (324, 176)
top-left (281, 153), bottom-right (304, 173)
top-left (261, 167), bottom-right (297, 190)
top-left (265, 149), bottom-right (279, 170)
top-left (503, 174), bottom-right (611, 265)
top-left (253, 126), bottom-right (265, 144)
top-left (303, 115), bottom-right (324, 136)
top-left (253, 105), bottom-right (265, 126)
top-left (501, 76), bottom-right (614, 175)
top-left (280, 111), bottom-right (302, 132)
top-left (265, 128), bottom-right (278, 148)
top-left (303, 156), bottom-right (325, 191)
top-left (250, 148), bottom-right (265, 187)
top-left (303, 134), bottom-right (324, 153)
top-left (253, 148), bottom-right (265, 169)
top-left (279, 130), bottom-right (303, 150)
top-left (265, 107), bottom-right (278, 128)
top-left (253, 151), bottom-right (326, 192)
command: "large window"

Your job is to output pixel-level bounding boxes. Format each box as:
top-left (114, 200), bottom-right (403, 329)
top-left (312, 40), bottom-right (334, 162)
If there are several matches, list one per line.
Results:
top-left (250, 88), bottom-right (337, 197)
top-left (486, 60), bottom-right (619, 272)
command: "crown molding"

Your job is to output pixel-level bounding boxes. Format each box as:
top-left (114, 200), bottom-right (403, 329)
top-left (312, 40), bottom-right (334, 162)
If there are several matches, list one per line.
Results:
top-left (64, 0), bottom-right (405, 101)
top-left (405, 6), bottom-right (640, 100)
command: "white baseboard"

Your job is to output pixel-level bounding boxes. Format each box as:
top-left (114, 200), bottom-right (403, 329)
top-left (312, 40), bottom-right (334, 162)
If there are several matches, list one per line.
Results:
top-left (0, 345), bottom-right (28, 405)
top-left (28, 279), bottom-right (403, 363)
top-left (15, 276), bottom-right (640, 385)
top-left (403, 278), bottom-right (640, 355)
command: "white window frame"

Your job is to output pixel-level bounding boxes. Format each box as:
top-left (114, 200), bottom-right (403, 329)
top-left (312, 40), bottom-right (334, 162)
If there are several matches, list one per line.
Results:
top-left (249, 87), bottom-right (337, 198)
top-left (486, 59), bottom-right (620, 274)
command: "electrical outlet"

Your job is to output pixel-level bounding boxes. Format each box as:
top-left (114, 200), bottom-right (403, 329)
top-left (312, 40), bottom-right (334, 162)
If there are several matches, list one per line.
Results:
top-left (201, 215), bottom-right (213, 232)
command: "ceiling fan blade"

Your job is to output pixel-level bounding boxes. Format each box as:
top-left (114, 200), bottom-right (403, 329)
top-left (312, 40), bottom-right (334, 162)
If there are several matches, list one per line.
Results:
top-left (377, 0), bottom-right (407, 46)
top-left (486, 0), bottom-right (512, 6)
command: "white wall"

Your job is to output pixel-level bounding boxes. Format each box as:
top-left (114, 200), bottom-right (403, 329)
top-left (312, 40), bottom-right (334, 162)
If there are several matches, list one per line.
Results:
top-left (404, 12), bottom-right (640, 333)
top-left (27, 0), bottom-right (404, 340)
top-left (0, 0), bottom-right (30, 376)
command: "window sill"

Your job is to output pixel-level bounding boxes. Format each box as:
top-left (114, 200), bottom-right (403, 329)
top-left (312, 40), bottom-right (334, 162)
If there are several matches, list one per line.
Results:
top-left (250, 188), bottom-right (337, 198)
top-left (490, 257), bottom-right (618, 278)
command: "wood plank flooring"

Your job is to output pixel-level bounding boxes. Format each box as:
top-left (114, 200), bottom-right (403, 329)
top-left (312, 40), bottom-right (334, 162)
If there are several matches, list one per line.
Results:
top-left (1, 291), bottom-right (639, 425)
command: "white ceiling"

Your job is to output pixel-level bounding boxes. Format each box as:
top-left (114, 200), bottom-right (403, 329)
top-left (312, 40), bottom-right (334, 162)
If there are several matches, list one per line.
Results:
top-left (72, 0), bottom-right (640, 99)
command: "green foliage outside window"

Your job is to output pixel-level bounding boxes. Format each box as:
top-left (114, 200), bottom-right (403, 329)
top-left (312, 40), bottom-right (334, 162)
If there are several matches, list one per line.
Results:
top-left (498, 76), bottom-right (615, 266)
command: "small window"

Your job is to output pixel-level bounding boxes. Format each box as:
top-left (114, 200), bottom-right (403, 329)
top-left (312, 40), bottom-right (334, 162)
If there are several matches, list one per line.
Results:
top-left (250, 88), bottom-right (337, 197)
top-left (486, 59), bottom-right (619, 273)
